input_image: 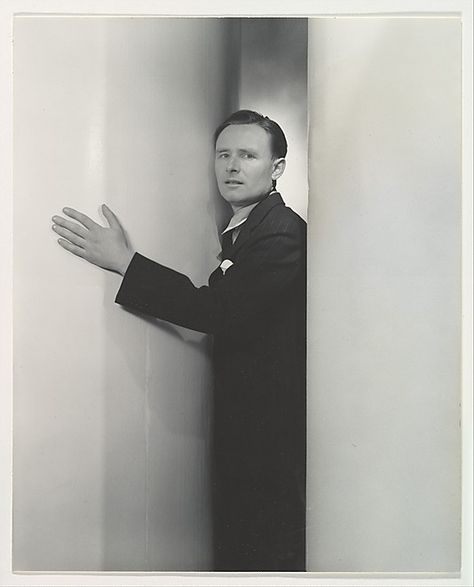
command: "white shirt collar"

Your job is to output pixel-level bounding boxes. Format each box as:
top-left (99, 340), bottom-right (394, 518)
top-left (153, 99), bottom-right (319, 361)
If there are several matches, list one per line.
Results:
top-left (221, 201), bottom-right (260, 235)
top-left (221, 190), bottom-right (278, 235)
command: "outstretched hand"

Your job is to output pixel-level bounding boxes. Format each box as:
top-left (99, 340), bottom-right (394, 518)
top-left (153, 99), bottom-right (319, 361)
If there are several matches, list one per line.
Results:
top-left (52, 204), bottom-right (135, 275)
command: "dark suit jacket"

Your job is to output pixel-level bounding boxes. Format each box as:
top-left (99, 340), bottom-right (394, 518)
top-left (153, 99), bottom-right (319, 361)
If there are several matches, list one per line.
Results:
top-left (115, 192), bottom-right (306, 570)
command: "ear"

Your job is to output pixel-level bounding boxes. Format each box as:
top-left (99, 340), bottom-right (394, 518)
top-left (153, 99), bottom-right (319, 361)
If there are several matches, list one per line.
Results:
top-left (271, 158), bottom-right (286, 181)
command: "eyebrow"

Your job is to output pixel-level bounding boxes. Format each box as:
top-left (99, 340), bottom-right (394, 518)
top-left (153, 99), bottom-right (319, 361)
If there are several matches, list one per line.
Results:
top-left (215, 147), bottom-right (258, 154)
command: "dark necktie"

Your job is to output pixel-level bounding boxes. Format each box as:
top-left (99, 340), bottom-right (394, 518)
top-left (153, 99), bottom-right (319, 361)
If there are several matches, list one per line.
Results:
top-left (221, 230), bottom-right (234, 259)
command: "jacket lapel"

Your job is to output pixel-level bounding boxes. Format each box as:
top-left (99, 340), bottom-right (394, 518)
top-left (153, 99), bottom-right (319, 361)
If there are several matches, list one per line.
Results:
top-left (226, 192), bottom-right (284, 258)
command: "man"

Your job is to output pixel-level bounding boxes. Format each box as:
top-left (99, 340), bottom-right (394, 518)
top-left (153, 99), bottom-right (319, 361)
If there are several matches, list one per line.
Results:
top-left (52, 110), bottom-right (306, 571)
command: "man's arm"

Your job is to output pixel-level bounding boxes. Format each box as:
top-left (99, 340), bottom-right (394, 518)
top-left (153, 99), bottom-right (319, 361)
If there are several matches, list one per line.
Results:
top-left (52, 204), bottom-right (306, 336)
top-left (115, 216), bottom-right (306, 336)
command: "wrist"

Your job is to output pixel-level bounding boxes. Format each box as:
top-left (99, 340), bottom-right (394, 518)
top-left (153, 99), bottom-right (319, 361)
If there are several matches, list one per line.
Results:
top-left (118, 249), bottom-right (135, 276)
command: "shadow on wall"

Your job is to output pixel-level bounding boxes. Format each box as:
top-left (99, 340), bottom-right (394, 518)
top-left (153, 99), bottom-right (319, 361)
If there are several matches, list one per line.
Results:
top-left (239, 18), bottom-right (308, 220)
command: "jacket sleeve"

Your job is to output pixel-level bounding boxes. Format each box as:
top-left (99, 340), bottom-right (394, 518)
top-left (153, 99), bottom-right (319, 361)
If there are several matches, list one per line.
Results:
top-left (115, 217), bottom-right (306, 335)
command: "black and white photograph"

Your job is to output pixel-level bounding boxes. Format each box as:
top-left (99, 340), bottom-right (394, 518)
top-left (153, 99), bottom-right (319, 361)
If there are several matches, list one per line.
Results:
top-left (0, 1), bottom-right (472, 585)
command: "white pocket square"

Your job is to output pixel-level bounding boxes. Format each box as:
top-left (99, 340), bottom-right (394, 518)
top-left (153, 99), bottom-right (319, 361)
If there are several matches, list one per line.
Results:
top-left (219, 259), bottom-right (234, 275)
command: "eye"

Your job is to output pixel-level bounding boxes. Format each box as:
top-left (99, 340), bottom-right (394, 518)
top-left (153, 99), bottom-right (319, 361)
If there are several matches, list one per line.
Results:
top-left (217, 152), bottom-right (229, 159)
top-left (241, 152), bottom-right (255, 159)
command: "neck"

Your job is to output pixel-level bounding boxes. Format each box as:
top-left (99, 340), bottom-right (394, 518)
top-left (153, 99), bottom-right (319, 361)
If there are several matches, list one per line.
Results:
top-left (230, 203), bottom-right (250, 214)
top-left (230, 188), bottom-right (276, 215)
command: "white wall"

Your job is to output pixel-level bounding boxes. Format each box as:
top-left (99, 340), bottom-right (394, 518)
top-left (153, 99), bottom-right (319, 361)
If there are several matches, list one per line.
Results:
top-left (307, 18), bottom-right (462, 571)
top-left (239, 19), bottom-right (308, 220)
top-left (13, 16), bottom-right (238, 571)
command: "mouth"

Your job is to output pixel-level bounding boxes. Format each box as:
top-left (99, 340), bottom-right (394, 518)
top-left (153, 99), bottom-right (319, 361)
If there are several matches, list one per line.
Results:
top-left (224, 179), bottom-right (244, 185)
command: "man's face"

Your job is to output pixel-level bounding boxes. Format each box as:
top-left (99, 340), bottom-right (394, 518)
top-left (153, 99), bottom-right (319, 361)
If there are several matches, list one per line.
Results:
top-left (214, 124), bottom-right (284, 212)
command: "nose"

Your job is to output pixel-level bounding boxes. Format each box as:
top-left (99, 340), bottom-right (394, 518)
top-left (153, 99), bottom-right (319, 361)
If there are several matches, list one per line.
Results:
top-left (226, 154), bottom-right (240, 173)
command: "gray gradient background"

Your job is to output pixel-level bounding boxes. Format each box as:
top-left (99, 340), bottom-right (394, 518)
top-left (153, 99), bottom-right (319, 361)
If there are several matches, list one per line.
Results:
top-left (13, 16), bottom-right (461, 573)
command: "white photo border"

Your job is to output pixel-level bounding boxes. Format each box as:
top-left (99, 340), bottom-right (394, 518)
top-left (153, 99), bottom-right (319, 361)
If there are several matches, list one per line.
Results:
top-left (1, 1), bottom-right (472, 586)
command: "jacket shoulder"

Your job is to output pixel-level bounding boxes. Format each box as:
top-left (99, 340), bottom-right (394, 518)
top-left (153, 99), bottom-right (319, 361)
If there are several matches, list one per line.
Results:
top-left (260, 202), bottom-right (306, 237)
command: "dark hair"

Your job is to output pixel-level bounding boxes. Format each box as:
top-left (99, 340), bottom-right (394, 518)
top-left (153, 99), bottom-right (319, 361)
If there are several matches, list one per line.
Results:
top-left (214, 110), bottom-right (288, 160)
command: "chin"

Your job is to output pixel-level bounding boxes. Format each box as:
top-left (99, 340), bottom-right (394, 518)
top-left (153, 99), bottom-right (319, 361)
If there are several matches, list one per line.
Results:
top-left (221, 191), bottom-right (248, 205)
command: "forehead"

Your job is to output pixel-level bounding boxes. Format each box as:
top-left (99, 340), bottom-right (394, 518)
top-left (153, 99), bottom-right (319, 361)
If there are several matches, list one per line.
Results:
top-left (215, 124), bottom-right (272, 153)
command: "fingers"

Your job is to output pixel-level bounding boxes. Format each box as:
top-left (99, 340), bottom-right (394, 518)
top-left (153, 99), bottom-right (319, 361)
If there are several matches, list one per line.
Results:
top-left (102, 204), bottom-right (121, 229)
top-left (57, 237), bottom-right (87, 258)
top-left (62, 207), bottom-right (98, 230)
top-left (52, 224), bottom-right (86, 247)
top-left (52, 215), bottom-right (88, 238)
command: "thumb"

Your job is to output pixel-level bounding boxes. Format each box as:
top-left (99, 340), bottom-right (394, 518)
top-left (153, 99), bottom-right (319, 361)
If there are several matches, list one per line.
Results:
top-left (102, 204), bottom-right (121, 229)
